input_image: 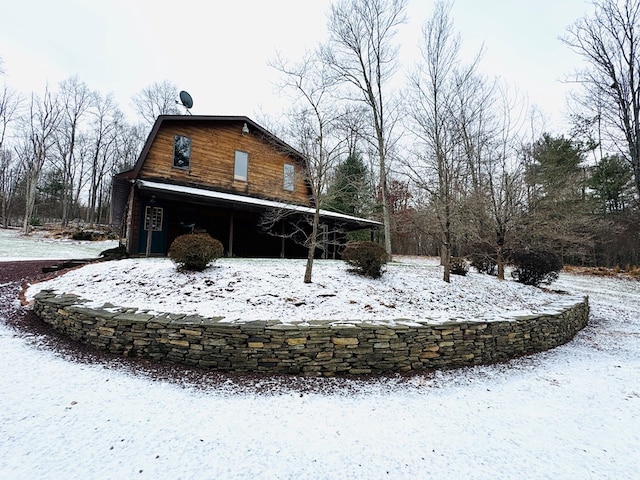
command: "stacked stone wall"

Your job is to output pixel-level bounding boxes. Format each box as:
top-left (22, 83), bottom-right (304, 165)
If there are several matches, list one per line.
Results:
top-left (33, 290), bottom-right (588, 375)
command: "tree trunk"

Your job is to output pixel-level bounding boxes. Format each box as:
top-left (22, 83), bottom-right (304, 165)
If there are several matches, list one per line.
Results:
top-left (304, 207), bottom-right (322, 284)
top-left (378, 144), bottom-right (393, 261)
top-left (23, 175), bottom-right (37, 234)
top-left (442, 225), bottom-right (451, 283)
top-left (442, 241), bottom-right (451, 283)
top-left (496, 229), bottom-right (506, 280)
top-left (497, 246), bottom-right (505, 281)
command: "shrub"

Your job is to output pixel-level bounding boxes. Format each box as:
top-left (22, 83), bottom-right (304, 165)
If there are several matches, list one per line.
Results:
top-left (510, 248), bottom-right (563, 286)
top-left (99, 244), bottom-right (127, 260)
top-left (168, 233), bottom-right (223, 271)
top-left (450, 257), bottom-right (469, 276)
top-left (470, 252), bottom-right (497, 276)
top-left (72, 228), bottom-right (94, 241)
top-left (341, 241), bottom-right (388, 278)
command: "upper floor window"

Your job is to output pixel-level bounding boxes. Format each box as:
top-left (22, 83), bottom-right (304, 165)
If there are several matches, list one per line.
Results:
top-left (283, 163), bottom-right (295, 191)
top-left (173, 135), bottom-right (191, 169)
top-left (234, 150), bottom-right (248, 181)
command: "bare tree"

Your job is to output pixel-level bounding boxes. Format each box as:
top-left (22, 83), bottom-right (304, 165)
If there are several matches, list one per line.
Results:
top-left (16, 87), bottom-right (61, 233)
top-left (267, 52), bottom-right (343, 283)
top-left (563, 0), bottom-right (640, 198)
top-left (405, 1), bottom-right (471, 282)
top-left (481, 84), bottom-right (528, 279)
top-left (0, 65), bottom-right (21, 228)
top-left (0, 84), bottom-right (21, 152)
top-left (54, 75), bottom-right (95, 225)
top-left (86, 93), bottom-right (123, 225)
top-left (323, 0), bottom-right (408, 258)
top-left (113, 121), bottom-right (146, 173)
top-left (131, 80), bottom-right (180, 128)
top-left (0, 149), bottom-right (23, 227)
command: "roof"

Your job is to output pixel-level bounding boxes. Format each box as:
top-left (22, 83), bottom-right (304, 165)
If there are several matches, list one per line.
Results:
top-left (117, 115), bottom-right (306, 181)
top-left (136, 180), bottom-right (381, 228)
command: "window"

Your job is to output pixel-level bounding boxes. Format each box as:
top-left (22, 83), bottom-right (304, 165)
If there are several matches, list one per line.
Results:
top-left (234, 150), bottom-right (248, 181)
top-left (173, 135), bottom-right (191, 169)
top-left (144, 206), bottom-right (163, 231)
top-left (283, 163), bottom-right (295, 191)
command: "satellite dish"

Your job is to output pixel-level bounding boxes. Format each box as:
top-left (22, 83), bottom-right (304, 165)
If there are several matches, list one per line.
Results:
top-left (178, 90), bottom-right (193, 111)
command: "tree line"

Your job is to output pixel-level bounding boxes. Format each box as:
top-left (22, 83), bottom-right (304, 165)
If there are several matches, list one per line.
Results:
top-left (1, 0), bottom-right (639, 277)
top-left (267, 0), bottom-right (639, 281)
top-left (0, 72), bottom-right (178, 233)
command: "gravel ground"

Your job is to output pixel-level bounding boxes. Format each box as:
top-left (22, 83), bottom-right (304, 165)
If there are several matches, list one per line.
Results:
top-left (0, 260), bottom-right (59, 284)
top-left (0, 260), bottom-right (121, 363)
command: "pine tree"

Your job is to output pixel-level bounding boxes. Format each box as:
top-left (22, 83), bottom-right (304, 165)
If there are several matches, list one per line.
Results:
top-left (588, 155), bottom-right (634, 214)
top-left (324, 153), bottom-right (371, 216)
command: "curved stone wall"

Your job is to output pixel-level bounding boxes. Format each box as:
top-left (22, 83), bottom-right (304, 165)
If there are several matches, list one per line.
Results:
top-left (33, 290), bottom-right (589, 376)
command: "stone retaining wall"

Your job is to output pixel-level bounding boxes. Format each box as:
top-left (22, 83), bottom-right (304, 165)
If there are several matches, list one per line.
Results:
top-left (33, 290), bottom-right (589, 376)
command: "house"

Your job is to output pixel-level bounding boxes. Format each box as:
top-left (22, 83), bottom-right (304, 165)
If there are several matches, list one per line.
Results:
top-left (111, 115), bottom-right (379, 258)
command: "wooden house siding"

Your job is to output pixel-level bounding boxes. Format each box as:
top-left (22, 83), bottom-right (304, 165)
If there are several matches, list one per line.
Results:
top-left (138, 119), bottom-right (310, 205)
top-left (111, 115), bottom-right (379, 258)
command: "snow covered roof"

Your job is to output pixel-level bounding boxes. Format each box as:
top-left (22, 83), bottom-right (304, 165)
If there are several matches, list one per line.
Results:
top-left (136, 180), bottom-right (381, 228)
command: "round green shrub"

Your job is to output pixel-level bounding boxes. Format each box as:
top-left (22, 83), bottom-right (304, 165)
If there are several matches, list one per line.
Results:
top-left (168, 233), bottom-right (223, 271)
top-left (510, 248), bottom-right (563, 286)
top-left (341, 241), bottom-right (388, 278)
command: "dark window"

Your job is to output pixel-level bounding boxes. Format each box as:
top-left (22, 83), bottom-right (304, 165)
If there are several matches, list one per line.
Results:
top-left (173, 135), bottom-right (191, 169)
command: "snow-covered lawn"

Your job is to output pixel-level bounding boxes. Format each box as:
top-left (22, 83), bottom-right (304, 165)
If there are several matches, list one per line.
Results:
top-left (24, 257), bottom-right (571, 323)
top-left (1, 230), bottom-right (639, 479)
top-left (0, 227), bottom-right (118, 260)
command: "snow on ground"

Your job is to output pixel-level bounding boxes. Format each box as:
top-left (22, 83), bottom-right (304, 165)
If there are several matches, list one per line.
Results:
top-left (0, 227), bottom-right (118, 261)
top-left (24, 257), bottom-right (571, 323)
top-left (1, 235), bottom-right (639, 479)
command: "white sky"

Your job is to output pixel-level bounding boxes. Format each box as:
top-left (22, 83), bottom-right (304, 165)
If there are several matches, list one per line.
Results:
top-left (1, 0), bottom-right (592, 133)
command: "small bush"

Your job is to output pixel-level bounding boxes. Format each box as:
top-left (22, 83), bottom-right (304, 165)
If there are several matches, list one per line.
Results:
top-left (71, 228), bottom-right (114, 241)
top-left (99, 244), bottom-right (127, 260)
top-left (168, 233), bottom-right (223, 271)
top-left (510, 248), bottom-right (563, 286)
top-left (470, 252), bottom-right (497, 276)
top-left (341, 241), bottom-right (388, 278)
top-left (72, 229), bottom-right (94, 241)
top-left (450, 257), bottom-right (469, 276)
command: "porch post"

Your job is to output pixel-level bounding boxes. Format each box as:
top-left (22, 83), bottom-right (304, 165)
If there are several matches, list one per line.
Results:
top-left (144, 196), bottom-right (156, 257)
top-left (228, 213), bottom-right (234, 257)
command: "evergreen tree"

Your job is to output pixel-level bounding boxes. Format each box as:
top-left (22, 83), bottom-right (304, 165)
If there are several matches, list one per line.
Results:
top-left (324, 153), bottom-right (372, 217)
top-left (588, 154), bottom-right (634, 214)
top-left (521, 133), bottom-right (595, 264)
top-left (526, 133), bottom-right (585, 202)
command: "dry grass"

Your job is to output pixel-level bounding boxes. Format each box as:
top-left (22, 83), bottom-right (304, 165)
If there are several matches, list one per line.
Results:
top-left (564, 264), bottom-right (640, 279)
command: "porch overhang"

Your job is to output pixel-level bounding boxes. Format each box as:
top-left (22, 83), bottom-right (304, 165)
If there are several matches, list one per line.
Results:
top-left (136, 180), bottom-right (381, 231)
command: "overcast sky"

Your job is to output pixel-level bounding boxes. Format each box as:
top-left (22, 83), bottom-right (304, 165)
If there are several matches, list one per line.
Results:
top-left (1, 0), bottom-right (592, 133)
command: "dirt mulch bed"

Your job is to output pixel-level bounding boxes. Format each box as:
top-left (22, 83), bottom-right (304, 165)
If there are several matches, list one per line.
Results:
top-left (0, 259), bottom-right (63, 284)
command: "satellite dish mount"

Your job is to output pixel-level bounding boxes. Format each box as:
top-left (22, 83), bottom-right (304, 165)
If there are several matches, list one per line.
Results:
top-left (177, 90), bottom-right (193, 114)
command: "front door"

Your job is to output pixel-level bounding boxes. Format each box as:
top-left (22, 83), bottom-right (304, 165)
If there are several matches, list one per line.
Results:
top-left (138, 202), bottom-right (168, 255)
